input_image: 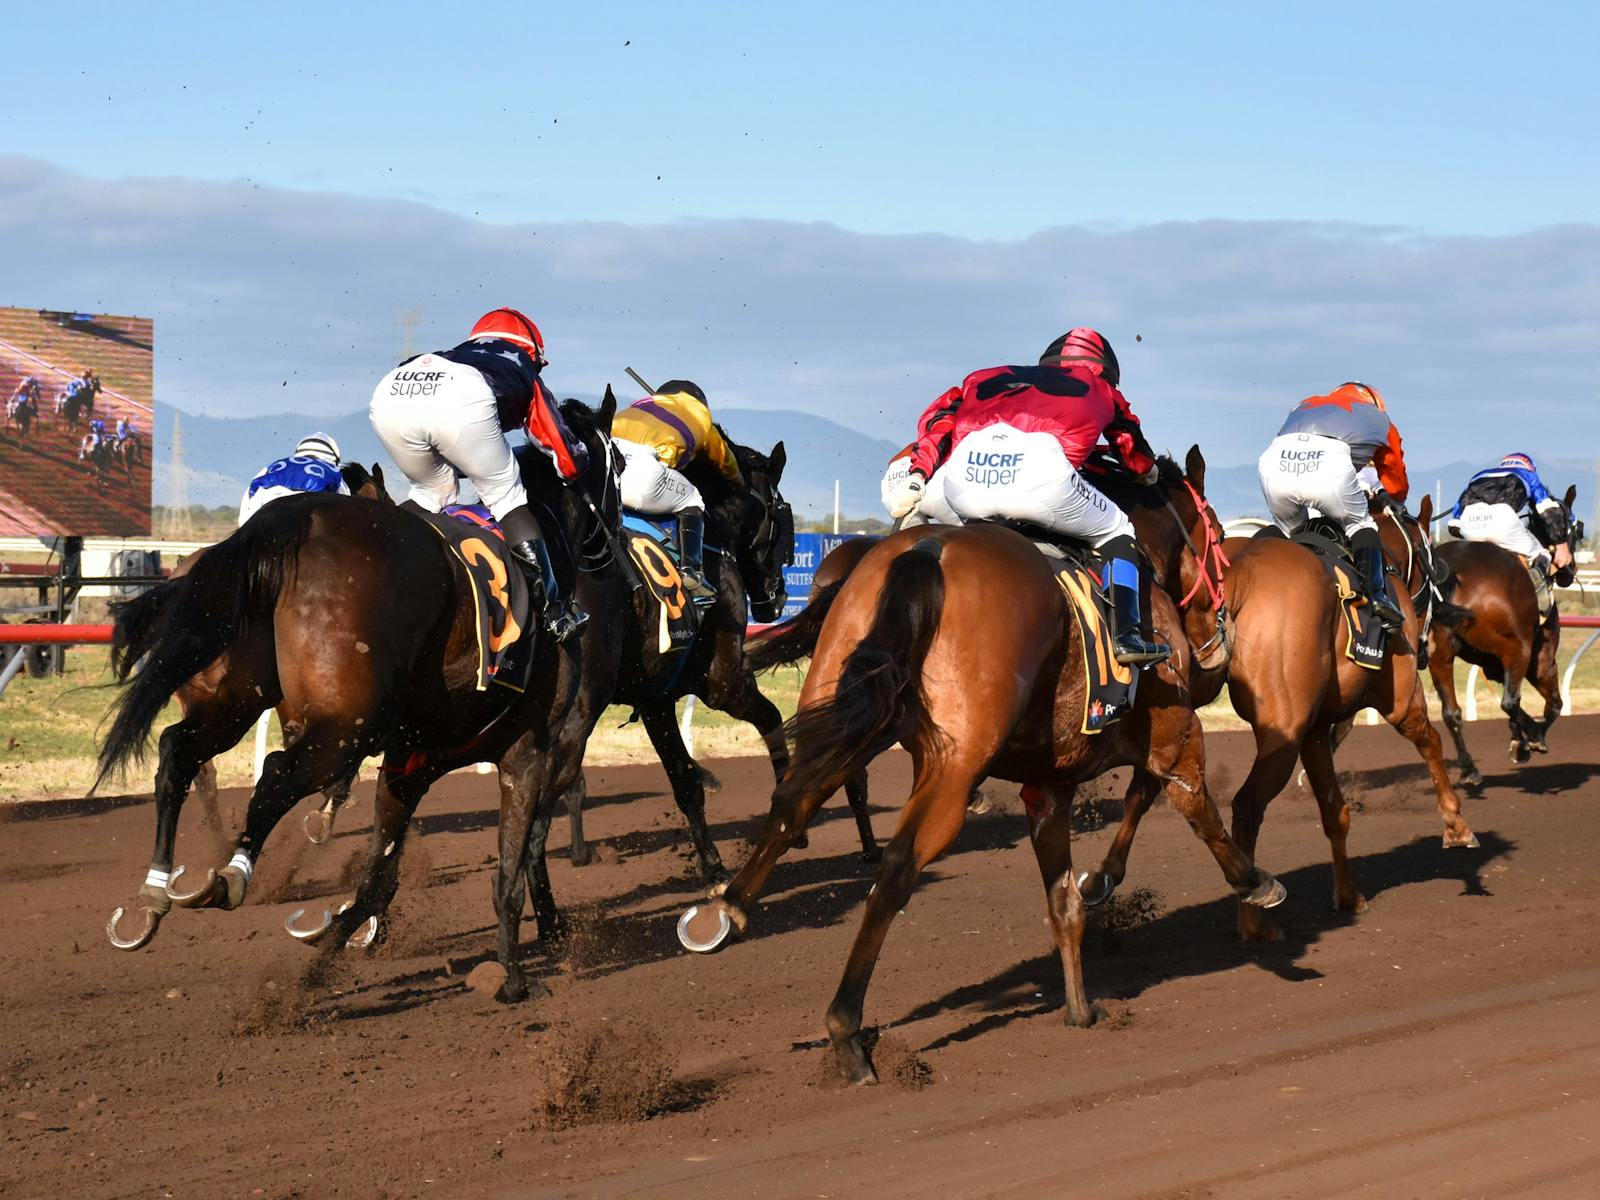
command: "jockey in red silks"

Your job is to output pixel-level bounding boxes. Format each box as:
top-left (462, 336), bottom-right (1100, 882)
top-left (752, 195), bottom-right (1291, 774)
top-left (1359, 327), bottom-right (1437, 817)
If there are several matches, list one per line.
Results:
top-left (369, 307), bottom-right (589, 641)
top-left (884, 328), bottom-right (1169, 665)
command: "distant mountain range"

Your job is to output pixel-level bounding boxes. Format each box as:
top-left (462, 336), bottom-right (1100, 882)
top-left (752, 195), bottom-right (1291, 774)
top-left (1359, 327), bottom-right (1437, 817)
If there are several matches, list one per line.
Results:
top-left (152, 401), bottom-right (1596, 528)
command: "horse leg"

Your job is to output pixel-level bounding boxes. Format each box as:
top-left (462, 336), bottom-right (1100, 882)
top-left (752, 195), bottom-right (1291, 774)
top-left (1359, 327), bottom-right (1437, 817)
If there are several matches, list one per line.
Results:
top-left (179, 727), bottom-right (362, 911)
top-left (825, 773), bottom-right (974, 1083)
top-left (291, 759), bottom-right (431, 954)
top-left (1229, 737), bottom-right (1304, 942)
top-left (521, 778), bottom-right (568, 945)
top-left (843, 772), bottom-right (881, 863)
top-left (490, 738), bottom-right (556, 1003)
top-left (1386, 676), bottom-right (1478, 849)
top-left (1429, 645), bottom-right (1482, 787)
top-left (1152, 711), bottom-right (1282, 904)
top-left (641, 704), bottom-right (725, 882)
top-left (304, 766), bottom-right (359, 845)
top-left (1023, 783), bottom-right (1095, 1029)
top-left (1499, 668), bottom-right (1536, 765)
top-left (107, 714), bottom-right (250, 949)
top-left (1299, 727), bottom-right (1367, 916)
top-left (1084, 768), bottom-right (1164, 905)
top-left (1527, 631), bottom-right (1563, 753)
top-left (563, 769), bottom-right (592, 866)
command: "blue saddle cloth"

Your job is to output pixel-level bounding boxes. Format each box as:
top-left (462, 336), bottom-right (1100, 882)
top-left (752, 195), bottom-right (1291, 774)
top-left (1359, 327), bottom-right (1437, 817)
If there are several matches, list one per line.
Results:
top-left (623, 511), bottom-right (677, 542)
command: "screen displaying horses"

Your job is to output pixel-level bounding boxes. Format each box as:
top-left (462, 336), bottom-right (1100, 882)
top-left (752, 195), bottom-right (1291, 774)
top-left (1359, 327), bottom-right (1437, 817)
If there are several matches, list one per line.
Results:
top-left (0, 305), bottom-right (154, 536)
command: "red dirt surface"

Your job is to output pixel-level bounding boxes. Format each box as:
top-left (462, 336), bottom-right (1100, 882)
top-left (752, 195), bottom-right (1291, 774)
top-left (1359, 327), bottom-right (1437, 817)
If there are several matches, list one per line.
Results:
top-left (3, 717), bottom-right (1598, 1199)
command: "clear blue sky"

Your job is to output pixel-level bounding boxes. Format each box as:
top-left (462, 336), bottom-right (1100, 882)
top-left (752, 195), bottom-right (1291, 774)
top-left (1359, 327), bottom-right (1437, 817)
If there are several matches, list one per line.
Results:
top-left (10, 0), bottom-right (1598, 239)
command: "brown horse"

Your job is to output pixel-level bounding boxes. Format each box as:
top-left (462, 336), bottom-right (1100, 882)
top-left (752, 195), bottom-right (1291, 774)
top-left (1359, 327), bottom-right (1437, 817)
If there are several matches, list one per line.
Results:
top-left (682, 463), bottom-right (1283, 1083)
top-left (153, 463), bottom-right (390, 845)
top-left (98, 401), bottom-right (619, 1003)
top-left (1428, 484), bottom-right (1583, 783)
top-left (1086, 490), bottom-right (1478, 942)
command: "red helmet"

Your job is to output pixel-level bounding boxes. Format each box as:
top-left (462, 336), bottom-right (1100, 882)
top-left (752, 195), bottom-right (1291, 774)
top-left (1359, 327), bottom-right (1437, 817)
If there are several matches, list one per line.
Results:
top-left (469, 308), bottom-right (546, 365)
top-left (1040, 327), bottom-right (1120, 386)
top-left (1337, 381), bottom-right (1386, 412)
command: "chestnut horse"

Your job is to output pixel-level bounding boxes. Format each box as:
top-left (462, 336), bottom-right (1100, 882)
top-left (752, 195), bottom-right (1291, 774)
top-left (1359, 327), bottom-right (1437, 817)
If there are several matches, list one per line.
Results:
top-left (683, 462), bottom-right (1283, 1082)
top-left (1428, 484), bottom-right (1583, 783)
top-left (1086, 490), bottom-right (1478, 942)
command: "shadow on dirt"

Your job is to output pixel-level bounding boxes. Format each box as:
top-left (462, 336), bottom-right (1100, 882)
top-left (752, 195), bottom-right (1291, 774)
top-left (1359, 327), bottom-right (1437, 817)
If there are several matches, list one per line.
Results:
top-left (903, 830), bottom-right (1515, 1052)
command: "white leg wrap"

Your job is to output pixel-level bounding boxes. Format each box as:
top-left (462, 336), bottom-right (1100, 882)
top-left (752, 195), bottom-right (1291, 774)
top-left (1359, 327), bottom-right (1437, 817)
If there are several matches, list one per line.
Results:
top-left (143, 866), bottom-right (171, 890)
top-left (227, 850), bottom-right (254, 884)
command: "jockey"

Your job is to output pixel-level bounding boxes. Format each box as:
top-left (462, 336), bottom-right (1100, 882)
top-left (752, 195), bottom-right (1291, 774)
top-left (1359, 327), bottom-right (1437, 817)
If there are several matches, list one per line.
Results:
top-left (82, 416), bottom-right (107, 455)
top-left (369, 307), bottom-right (589, 642)
top-left (1448, 452), bottom-right (1573, 609)
top-left (612, 379), bottom-right (742, 593)
top-left (10, 375), bottom-right (40, 403)
top-left (115, 416), bottom-right (134, 442)
top-left (238, 432), bottom-right (350, 525)
top-left (885, 328), bottom-right (1170, 666)
top-left (1258, 381), bottom-right (1408, 631)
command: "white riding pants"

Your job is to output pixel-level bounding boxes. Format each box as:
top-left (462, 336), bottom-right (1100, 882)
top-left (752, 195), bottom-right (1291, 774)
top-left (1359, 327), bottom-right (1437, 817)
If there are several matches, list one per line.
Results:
top-left (934, 424), bottom-right (1132, 546)
top-left (1258, 433), bottom-right (1376, 536)
top-left (1449, 502), bottom-right (1549, 567)
top-left (369, 354), bottom-right (526, 519)
top-left (616, 439), bottom-right (703, 514)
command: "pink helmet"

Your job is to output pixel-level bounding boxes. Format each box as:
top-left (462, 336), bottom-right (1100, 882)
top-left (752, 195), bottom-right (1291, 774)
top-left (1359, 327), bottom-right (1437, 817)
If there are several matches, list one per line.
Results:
top-left (1040, 328), bottom-right (1120, 386)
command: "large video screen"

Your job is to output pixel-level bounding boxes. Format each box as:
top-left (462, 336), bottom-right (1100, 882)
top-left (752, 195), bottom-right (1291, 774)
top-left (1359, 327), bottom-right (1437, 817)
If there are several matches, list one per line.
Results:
top-left (0, 306), bottom-right (154, 537)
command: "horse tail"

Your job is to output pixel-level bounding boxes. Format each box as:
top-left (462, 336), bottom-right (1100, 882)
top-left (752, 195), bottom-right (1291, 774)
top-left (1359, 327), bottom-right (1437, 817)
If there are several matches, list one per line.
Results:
top-left (1433, 599), bottom-right (1475, 629)
top-left (95, 503), bottom-right (314, 789)
top-left (780, 539), bottom-right (949, 788)
top-left (744, 579), bottom-right (845, 672)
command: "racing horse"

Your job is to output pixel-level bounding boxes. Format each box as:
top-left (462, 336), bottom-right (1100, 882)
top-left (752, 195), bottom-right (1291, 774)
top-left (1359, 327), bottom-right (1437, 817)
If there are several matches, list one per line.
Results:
top-left (4, 391), bottom-right (38, 441)
top-left (524, 433), bottom-right (801, 940)
top-left (98, 399), bottom-right (619, 1003)
top-left (1084, 488), bottom-right (1479, 942)
top-left (147, 463), bottom-right (392, 839)
top-left (1428, 484), bottom-right (1583, 783)
top-left (80, 430), bottom-right (127, 487)
top-left (682, 458), bottom-right (1284, 1083)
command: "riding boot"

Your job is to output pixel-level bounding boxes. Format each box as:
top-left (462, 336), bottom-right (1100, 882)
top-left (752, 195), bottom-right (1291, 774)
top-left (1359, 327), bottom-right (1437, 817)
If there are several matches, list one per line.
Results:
top-left (1350, 527), bottom-right (1405, 632)
top-left (674, 508), bottom-right (715, 602)
top-left (1099, 535), bottom-right (1171, 666)
top-left (501, 505), bottom-right (589, 643)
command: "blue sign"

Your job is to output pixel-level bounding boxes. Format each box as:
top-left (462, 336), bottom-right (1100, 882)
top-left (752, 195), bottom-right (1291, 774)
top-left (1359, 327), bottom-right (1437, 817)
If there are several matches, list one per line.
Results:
top-left (778, 532), bottom-right (862, 621)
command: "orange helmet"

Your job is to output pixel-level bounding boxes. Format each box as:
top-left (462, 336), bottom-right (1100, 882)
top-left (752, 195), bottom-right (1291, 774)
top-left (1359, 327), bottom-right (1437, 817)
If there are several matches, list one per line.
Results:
top-left (1338, 381), bottom-right (1385, 411)
top-left (469, 308), bottom-right (546, 365)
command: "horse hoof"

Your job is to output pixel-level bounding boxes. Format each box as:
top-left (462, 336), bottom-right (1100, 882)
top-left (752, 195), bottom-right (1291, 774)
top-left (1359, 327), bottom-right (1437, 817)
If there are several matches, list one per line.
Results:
top-left (1075, 869), bottom-right (1117, 908)
top-left (105, 904), bottom-right (161, 951)
top-left (1509, 741), bottom-right (1531, 765)
top-left (165, 866), bottom-right (219, 908)
top-left (677, 902), bottom-right (734, 953)
top-left (1461, 770), bottom-right (1484, 788)
top-left (1243, 871), bottom-right (1287, 909)
top-left (303, 811), bottom-right (334, 846)
top-left (346, 916), bottom-right (379, 949)
top-left (285, 907), bottom-right (334, 943)
top-left (1443, 830), bottom-right (1481, 850)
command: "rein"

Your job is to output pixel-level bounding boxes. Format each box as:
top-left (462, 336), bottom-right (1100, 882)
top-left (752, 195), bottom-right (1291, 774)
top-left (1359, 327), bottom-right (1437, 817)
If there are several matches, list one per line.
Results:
top-left (1162, 478), bottom-right (1233, 666)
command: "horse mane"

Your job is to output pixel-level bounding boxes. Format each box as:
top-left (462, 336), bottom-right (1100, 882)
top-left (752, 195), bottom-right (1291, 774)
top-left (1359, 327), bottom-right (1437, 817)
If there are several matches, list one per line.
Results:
top-left (1087, 450), bottom-right (1184, 510)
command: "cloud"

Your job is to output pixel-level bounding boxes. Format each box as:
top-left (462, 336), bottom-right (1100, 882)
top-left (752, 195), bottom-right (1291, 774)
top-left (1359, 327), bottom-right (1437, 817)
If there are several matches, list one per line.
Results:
top-left (1, 155), bottom-right (1596, 467)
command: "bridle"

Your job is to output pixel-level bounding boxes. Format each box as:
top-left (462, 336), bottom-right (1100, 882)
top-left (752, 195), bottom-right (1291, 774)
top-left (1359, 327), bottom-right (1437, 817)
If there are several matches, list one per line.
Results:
top-left (1162, 478), bottom-right (1233, 669)
top-left (741, 483), bottom-right (794, 619)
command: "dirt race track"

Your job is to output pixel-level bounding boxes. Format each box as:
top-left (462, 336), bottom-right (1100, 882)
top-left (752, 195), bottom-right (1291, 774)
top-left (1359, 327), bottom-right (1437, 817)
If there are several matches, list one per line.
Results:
top-left (3, 716), bottom-right (1599, 1199)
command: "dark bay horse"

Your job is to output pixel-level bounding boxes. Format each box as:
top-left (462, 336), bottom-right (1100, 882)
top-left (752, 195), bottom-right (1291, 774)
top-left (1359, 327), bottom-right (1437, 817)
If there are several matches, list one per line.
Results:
top-left (99, 401), bottom-right (618, 1002)
top-left (682, 466), bottom-right (1283, 1083)
top-left (1428, 484), bottom-right (1583, 782)
top-left (1087, 489), bottom-right (1478, 942)
top-left (553, 434), bottom-right (798, 883)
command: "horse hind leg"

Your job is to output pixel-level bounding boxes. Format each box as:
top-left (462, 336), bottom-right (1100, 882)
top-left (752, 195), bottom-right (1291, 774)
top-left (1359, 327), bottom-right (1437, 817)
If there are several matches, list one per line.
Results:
top-left (1388, 677), bottom-right (1478, 849)
top-left (1499, 673), bottom-right (1537, 765)
top-left (1024, 783), bottom-right (1095, 1029)
top-left (304, 765), bottom-right (360, 845)
top-left (844, 771), bottom-right (881, 863)
top-left (563, 770), bottom-right (592, 866)
top-left (1299, 728), bottom-right (1367, 917)
top-left (825, 771), bottom-right (975, 1083)
top-left (1229, 738), bottom-right (1304, 942)
top-left (1429, 651), bottom-right (1482, 787)
top-left (1084, 768), bottom-right (1163, 906)
top-left (641, 704), bottom-right (725, 882)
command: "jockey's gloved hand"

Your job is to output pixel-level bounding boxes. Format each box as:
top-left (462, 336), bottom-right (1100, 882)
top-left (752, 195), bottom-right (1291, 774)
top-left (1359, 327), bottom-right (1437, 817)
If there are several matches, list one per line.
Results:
top-left (888, 472), bottom-right (926, 519)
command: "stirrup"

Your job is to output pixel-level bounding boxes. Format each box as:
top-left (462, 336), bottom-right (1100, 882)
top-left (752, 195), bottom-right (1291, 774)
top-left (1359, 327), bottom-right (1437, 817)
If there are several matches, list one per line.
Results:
top-left (1113, 633), bottom-right (1170, 666)
top-left (545, 603), bottom-right (589, 643)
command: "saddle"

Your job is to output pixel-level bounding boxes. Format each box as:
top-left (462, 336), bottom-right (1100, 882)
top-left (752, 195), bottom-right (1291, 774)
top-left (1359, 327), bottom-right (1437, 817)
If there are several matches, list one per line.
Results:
top-left (1269, 520), bottom-right (1389, 671)
top-left (621, 511), bottom-right (705, 659)
top-left (980, 518), bottom-right (1135, 733)
top-left (420, 506), bottom-right (537, 692)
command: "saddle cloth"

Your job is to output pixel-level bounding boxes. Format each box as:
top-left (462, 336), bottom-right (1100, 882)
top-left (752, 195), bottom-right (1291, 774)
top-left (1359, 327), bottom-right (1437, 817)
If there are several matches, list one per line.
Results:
top-left (422, 505), bottom-right (536, 691)
top-left (979, 519), bottom-right (1135, 733)
top-left (622, 512), bottom-right (701, 657)
top-left (1289, 530), bottom-right (1388, 671)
